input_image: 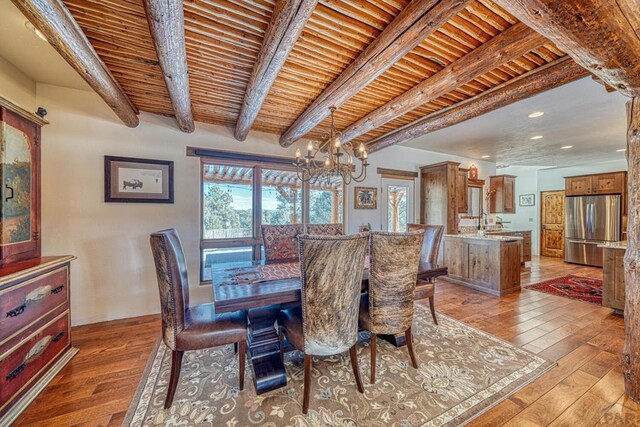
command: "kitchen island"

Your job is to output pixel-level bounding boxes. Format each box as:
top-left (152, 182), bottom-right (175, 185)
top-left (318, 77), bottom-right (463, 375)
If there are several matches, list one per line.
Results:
top-left (599, 241), bottom-right (627, 314)
top-left (443, 233), bottom-right (522, 296)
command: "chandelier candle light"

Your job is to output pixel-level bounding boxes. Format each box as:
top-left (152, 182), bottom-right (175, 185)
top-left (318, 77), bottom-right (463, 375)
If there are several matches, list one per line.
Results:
top-left (294, 107), bottom-right (369, 184)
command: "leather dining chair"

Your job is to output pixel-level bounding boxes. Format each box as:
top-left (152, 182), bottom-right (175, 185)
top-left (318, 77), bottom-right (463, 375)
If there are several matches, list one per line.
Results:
top-left (261, 224), bottom-right (304, 263)
top-left (277, 233), bottom-right (368, 414)
top-left (408, 224), bottom-right (445, 325)
top-left (150, 229), bottom-right (248, 409)
top-left (359, 231), bottom-right (424, 384)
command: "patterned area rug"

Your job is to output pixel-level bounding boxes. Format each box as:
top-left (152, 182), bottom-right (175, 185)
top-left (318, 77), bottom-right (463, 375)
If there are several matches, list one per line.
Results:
top-left (524, 275), bottom-right (603, 305)
top-left (123, 312), bottom-right (554, 427)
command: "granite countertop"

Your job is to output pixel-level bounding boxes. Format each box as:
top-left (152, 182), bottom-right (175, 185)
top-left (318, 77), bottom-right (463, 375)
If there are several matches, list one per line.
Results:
top-left (484, 229), bottom-right (533, 234)
top-left (445, 233), bottom-right (524, 242)
top-left (597, 241), bottom-right (627, 250)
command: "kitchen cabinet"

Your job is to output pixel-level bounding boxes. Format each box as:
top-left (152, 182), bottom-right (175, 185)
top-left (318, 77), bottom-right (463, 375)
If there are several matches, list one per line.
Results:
top-left (489, 175), bottom-right (516, 214)
top-left (443, 234), bottom-right (521, 296)
top-left (601, 243), bottom-right (626, 314)
top-left (457, 168), bottom-right (468, 214)
top-left (419, 161), bottom-right (460, 234)
top-left (486, 230), bottom-right (532, 263)
top-left (565, 172), bottom-right (626, 196)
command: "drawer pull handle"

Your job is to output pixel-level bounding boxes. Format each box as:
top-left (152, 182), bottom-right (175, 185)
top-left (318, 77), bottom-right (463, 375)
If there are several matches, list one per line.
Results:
top-left (6, 363), bottom-right (25, 381)
top-left (52, 331), bottom-right (65, 343)
top-left (51, 285), bottom-right (65, 294)
top-left (6, 304), bottom-right (26, 318)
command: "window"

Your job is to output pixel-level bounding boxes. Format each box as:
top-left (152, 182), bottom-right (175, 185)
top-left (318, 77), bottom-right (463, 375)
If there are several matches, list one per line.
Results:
top-left (262, 169), bottom-right (302, 225)
top-left (199, 157), bottom-right (345, 282)
top-left (309, 176), bottom-right (343, 224)
top-left (202, 164), bottom-right (253, 239)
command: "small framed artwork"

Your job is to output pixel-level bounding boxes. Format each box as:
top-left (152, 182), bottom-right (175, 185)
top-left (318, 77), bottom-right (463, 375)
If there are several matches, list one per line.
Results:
top-left (519, 194), bottom-right (535, 207)
top-left (354, 186), bottom-right (377, 209)
top-left (105, 156), bottom-right (174, 203)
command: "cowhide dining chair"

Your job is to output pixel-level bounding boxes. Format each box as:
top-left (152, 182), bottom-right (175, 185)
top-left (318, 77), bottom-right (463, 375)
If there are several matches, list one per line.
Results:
top-left (261, 224), bottom-right (304, 263)
top-left (359, 231), bottom-right (424, 384)
top-left (150, 229), bottom-right (248, 409)
top-left (277, 233), bottom-right (368, 414)
top-left (407, 224), bottom-right (445, 325)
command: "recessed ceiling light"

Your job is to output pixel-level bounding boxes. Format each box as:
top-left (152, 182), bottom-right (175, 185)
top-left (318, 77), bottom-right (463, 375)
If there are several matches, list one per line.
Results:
top-left (25, 21), bottom-right (47, 41)
top-left (481, 155), bottom-right (491, 158)
top-left (561, 145), bottom-right (573, 149)
top-left (530, 135), bottom-right (543, 140)
top-left (617, 148), bottom-right (627, 152)
top-left (528, 111), bottom-right (544, 118)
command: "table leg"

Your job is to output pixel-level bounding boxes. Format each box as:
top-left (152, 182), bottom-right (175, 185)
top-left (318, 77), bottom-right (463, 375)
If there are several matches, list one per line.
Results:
top-left (246, 305), bottom-right (287, 394)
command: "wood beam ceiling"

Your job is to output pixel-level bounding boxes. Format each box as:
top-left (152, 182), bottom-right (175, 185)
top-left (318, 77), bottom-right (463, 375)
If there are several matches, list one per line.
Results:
top-left (278, 0), bottom-right (473, 147)
top-left (340, 22), bottom-right (547, 143)
top-left (235, 0), bottom-right (318, 142)
top-left (367, 56), bottom-right (588, 152)
top-left (11, 0), bottom-right (139, 128)
top-left (144, 0), bottom-right (194, 133)
top-left (494, 0), bottom-right (640, 97)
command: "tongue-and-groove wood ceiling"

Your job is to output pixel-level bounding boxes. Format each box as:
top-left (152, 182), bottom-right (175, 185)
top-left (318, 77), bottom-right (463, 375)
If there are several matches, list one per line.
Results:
top-left (58, 0), bottom-right (574, 149)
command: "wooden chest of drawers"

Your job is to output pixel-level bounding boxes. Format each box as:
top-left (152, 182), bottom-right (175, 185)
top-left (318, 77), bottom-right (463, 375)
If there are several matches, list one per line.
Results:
top-left (0, 256), bottom-right (76, 424)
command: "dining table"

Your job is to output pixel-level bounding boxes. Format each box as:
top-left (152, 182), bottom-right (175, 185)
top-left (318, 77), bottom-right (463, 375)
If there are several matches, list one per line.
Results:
top-left (211, 258), bottom-right (448, 394)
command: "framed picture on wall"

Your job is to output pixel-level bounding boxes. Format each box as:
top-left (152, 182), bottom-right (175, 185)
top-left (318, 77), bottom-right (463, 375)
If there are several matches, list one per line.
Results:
top-left (104, 156), bottom-right (174, 203)
top-left (354, 186), bottom-right (377, 209)
top-left (519, 194), bottom-right (535, 207)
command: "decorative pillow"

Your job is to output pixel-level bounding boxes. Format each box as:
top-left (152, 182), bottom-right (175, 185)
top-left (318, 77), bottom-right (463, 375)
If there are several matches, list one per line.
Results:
top-left (307, 223), bottom-right (343, 236)
top-left (261, 224), bottom-right (304, 262)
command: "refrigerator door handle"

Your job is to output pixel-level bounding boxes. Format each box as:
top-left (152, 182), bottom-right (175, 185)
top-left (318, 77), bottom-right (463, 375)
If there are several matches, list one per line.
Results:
top-left (567, 240), bottom-right (600, 245)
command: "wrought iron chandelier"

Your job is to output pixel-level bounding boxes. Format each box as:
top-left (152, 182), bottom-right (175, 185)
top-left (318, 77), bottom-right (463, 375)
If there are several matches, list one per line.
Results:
top-left (293, 107), bottom-right (369, 184)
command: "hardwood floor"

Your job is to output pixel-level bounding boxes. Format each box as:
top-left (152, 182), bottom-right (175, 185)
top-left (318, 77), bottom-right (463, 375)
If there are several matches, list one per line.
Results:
top-left (14, 256), bottom-right (637, 426)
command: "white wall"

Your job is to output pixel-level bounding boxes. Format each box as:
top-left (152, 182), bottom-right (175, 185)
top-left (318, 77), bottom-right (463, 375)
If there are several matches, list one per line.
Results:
top-left (502, 159), bottom-right (629, 255)
top-left (0, 80), bottom-right (488, 326)
top-left (0, 55), bottom-right (36, 111)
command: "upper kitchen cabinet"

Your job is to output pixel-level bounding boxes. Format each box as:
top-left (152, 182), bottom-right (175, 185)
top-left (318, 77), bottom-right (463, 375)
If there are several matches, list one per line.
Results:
top-left (565, 172), bottom-right (626, 196)
top-left (489, 175), bottom-right (516, 214)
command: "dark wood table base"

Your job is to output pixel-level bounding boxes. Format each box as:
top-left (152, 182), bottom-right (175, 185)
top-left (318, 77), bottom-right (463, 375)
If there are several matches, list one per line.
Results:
top-left (246, 305), bottom-right (286, 394)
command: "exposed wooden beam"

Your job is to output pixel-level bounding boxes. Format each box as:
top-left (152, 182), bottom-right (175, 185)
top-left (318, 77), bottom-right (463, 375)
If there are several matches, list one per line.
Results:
top-left (341, 22), bottom-right (547, 143)
top-left (278, 0), bottom-right (472, 147)
top-left (144, 0), bottom-right (194, 133)
top-left (494, 0), bottom-right (640, 97)
top-left (623, 97), bottom-right (640, 402)
top-left (11, 0), bottom-right (139, 127)
top-left (235, 0), bottom-right (318, 141)
top-left (367, 56), bottom-right (588, 152)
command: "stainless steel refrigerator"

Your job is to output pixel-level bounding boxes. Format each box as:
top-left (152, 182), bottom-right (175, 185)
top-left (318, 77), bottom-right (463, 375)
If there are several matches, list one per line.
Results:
top-left (565, 195), bottom-right (622, 267)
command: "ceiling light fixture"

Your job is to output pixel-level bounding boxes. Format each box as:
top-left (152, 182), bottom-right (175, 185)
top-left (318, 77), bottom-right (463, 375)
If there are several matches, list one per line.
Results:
top-left (528, 111), bottom-right (544, 118)
top-left (561, 145), bottom-right (573, 149)
top-left (530, 135), bottom-right (543, 140)
top-left (25, 21), bottom-right (47, 41)
top-left (481, 155), bottom-right (491, 158)
top-left (617, 148), bottom-right (627, 152)
top-left (294, 107), bottom-right (368, 184)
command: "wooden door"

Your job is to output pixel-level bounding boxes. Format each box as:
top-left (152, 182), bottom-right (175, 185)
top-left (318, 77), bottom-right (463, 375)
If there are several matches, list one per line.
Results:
top-left (540, 190), bottom-right (565, 258)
